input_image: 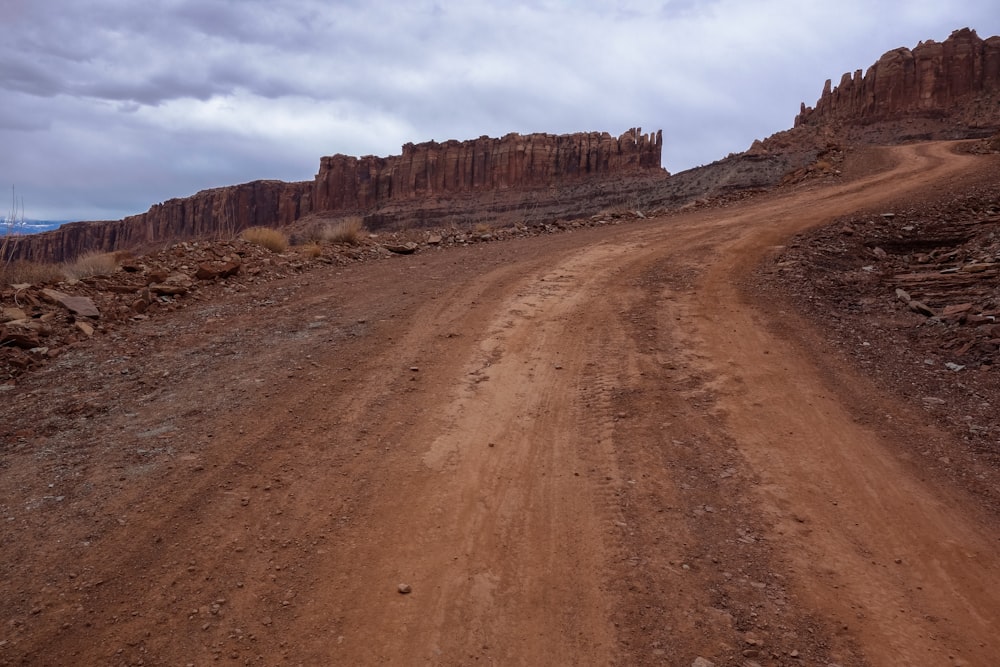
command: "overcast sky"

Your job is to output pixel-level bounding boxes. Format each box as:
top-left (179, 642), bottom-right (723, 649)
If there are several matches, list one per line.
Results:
top-left (2, 0), bottom-right (998, 221)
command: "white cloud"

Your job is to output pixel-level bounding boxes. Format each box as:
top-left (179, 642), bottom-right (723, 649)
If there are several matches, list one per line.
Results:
top-left (1, 0), bottom-right (998, 219)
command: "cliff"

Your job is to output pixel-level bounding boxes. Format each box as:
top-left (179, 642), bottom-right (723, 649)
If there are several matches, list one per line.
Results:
top-left (795, 28), bottom-right (1000, 130)
top-left (314, 128), bottom-right (662, 211)
top-left (10, 180), bottom-right (312, 265)
top-left (9, 128), bottom-right (662, 264)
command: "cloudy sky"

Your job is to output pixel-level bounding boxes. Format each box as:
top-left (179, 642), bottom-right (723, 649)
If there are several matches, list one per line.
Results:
top-left (2, 0), bottom-right (998, 221)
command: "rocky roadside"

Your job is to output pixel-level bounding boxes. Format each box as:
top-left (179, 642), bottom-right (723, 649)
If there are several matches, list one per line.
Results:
top-left (0, 209), bottom-right (665, 384)
top-left (757, 178), bottom-right (1000, 509)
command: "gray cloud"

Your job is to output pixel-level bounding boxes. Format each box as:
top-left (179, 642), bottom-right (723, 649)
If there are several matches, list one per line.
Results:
top-left (1, 0), bottom-right (998, 220)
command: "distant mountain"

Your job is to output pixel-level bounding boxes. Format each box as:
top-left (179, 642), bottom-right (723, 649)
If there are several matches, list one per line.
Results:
top-left (1, 220), bottom-right (67, 236)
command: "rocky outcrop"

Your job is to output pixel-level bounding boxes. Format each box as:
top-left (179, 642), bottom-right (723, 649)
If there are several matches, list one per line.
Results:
top-left (750, 28), bottom-right (1000, 173)
top-left (795, 28), bottom-right (1000, 130)
top-left (314, 128), bottom-right (662, 211)
top-left (124, 180), bottom-right (313, 243)
top-left (12, 180), bottom-right (312, 264)
top-left (9, 129), bottom-right (662, 264)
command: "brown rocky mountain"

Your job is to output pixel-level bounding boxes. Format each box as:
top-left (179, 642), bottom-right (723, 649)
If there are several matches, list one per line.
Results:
top-left (796, 28), bottom-right (1000, 130)
top-left (9, 129), bottom-right (664, 264)
top-left (758, 28), bottom-right (1000, 155)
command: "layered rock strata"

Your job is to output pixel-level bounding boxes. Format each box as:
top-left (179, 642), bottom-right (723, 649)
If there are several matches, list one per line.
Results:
top-left (795, 28), bottom-right (1000, 129)
top-left (15, 180), bottom-right (311, 266)
top-left (10, 129), bottom-right (662, 264)
top-left (314, 128), bottom-right (662, 211)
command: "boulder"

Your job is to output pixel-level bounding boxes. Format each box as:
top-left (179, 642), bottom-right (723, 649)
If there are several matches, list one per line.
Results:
top-left (383, 242), bottom-right (419, 255)
top-left (196, 260), bottom-right (242, 281)
top-left (0, 329), bottom-right (41, 349)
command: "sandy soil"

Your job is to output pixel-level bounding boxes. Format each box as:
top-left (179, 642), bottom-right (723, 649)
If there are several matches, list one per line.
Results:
top-left (2, 142), bottom-right (998, 666)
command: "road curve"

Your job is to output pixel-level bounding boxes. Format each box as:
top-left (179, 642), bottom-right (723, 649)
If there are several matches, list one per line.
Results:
top-left (1, 142), bottom-right (996, 666)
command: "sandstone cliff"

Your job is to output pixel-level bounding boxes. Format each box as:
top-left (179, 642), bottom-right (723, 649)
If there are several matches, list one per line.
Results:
top-left (314, 128), bottom-right (662, 212)
top-left (12, 180), bottom-right (312, 265)
top-left (10, 128), bottom-right (662, 264)
top-left (750, 27), bottom-right (1000, 169)
top-left (795, 28), bottom-right (1000, 131)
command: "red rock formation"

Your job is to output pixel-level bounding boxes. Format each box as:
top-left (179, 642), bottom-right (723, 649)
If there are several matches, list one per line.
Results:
top-left (795, 28), bottom-right (1000, 128)
top-left (119, 180), bottom-right (313, 245)
top-left (313, 128), bottom-right (662, 212)
top-left (10, 180), bottom-right (312, 264)
top-left (9, 129), bottom-right (662, 264)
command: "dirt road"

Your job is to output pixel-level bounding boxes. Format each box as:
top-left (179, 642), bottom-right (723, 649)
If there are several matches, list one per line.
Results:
top-left (2, 142), bottom-right (999, 666)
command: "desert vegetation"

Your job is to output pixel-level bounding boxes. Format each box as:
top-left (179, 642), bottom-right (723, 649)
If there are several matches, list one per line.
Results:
top-left (240, 226), bottom-right (289, 253)
top-left (302, 215), bottom-right (364, 245)
top-left (61, 251), bottom-right (119, 280)
top-left (298, 241), bottom-right (323, 258)
top-left (0, 260), bottom-right (65, 287)
top-left (2, 251), bottom-right (122, 288)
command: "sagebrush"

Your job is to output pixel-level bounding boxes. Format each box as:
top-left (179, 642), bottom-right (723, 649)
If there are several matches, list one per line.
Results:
top-left (62, 251), bottom-right (119, 280)
top-left (1, 260), bottom-right (65, 287)
top-left (241, 226), bottom-right (289, 253)
top-left (308, 216), bottom-right (364, 245)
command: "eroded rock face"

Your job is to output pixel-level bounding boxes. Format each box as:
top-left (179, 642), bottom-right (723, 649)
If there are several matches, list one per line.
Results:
top-left (795, 28), bottom-right (1000, 128)
top-left (13, 180), bottom-right (312, 265)
top-left (313, 128), bottom-right (663, 211)
top-left (9, 129), bottom-right (662, 264)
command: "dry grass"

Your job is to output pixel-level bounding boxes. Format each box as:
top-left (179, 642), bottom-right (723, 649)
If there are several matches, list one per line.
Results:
top-left (1, 260), bottom-right (65, 287)
top-left (299, 242), bottom-right (323, 258)
top-left (62, 251), bottom-right (119, 280)
top-left (328, 216), bottom-right (364, 244)
top-left (241, 226), bottom-right (289, 253)
top-left (309, 216), bottom-right (364, 245)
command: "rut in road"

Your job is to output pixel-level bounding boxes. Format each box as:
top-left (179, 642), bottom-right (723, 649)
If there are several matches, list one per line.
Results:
top-left (319, 142), bottom-right (1000, 666)
top-left (3, 142), bottom-right (998, 666)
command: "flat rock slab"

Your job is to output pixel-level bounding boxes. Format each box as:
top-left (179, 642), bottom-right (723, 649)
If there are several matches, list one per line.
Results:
top-left (42, 289), bottom-right (101, 318)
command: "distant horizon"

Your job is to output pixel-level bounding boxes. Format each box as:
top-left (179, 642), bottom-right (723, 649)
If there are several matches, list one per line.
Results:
top-left (1, 219), bottom-right (68, 236)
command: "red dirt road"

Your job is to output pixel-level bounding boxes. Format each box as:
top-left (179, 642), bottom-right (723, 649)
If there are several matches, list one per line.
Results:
top-left (2, 142), bottom-right (999, 666)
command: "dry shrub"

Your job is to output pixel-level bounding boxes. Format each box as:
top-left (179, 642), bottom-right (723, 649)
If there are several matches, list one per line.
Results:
top-left (299, 242), bottom-right (323, 258)
top-left (0, 260), bottom-right (65, 287)
top-left (315, 216), bottom-right (363, 245)
top-left (62, 251), bottom-right (119, 280)
top-left (241, 226), bottom-right (288, 253)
